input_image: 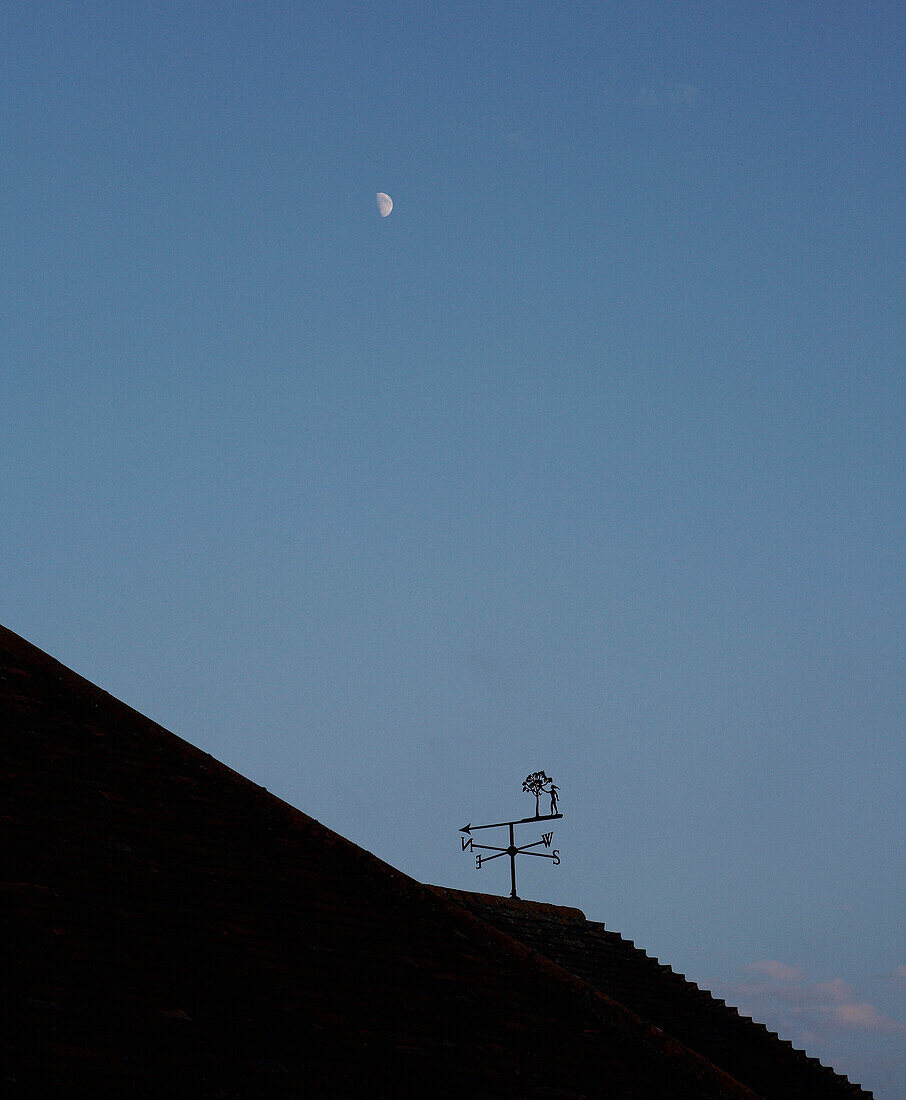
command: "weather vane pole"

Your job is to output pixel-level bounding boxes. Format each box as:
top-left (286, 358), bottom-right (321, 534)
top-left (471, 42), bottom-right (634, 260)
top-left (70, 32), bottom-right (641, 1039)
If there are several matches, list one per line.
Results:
top-left (459, 771), bottom-right (562, 899)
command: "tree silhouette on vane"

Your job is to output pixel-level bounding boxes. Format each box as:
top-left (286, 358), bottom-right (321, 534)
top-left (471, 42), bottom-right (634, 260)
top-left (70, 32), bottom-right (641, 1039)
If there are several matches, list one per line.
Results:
top-left (522, 771), bottom-right (552, 818)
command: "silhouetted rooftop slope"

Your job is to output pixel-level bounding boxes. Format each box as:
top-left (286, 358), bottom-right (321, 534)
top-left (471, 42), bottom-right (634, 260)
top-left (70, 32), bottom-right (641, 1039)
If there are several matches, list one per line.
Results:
top-left (0, 624), bottom-right (866, 1097)
top-left (437, 890), bottom-right (871, 1099)
top-left (1, 624), bottom-right (753, 1097)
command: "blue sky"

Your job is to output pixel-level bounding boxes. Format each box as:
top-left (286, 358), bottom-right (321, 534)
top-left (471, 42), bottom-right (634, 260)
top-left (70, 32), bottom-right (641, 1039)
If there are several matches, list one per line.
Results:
top-left (3, 2), bottom-right (904, 1092)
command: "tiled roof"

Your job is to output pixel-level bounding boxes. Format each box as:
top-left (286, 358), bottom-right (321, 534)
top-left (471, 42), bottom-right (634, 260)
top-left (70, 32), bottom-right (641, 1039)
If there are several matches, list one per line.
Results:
top-left (436, 890), bottom-right (872, 1099)
top-left (1, 623), bottom-right (869, 1097)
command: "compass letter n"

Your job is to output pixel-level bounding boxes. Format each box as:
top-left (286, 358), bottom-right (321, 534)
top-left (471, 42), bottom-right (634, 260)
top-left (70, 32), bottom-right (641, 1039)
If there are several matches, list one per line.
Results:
top-left (461, 836), bottom-right (473, 852)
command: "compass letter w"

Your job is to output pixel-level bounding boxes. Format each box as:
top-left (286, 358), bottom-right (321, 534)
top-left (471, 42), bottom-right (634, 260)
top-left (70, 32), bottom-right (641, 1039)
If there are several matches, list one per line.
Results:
top-left (541, 832), bottom-right (553, 848)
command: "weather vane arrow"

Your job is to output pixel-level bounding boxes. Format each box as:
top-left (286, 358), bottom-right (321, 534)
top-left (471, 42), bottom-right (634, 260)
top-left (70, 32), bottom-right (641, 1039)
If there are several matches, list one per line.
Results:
top-left (459, 771), bottom-right (562, 899)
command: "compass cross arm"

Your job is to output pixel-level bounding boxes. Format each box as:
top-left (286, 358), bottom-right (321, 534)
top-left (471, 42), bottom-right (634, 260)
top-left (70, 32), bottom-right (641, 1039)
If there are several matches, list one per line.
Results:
top-left (474, 848), bottom-right (508, 863)
top-left (513, 838), bottom-right (551, 853)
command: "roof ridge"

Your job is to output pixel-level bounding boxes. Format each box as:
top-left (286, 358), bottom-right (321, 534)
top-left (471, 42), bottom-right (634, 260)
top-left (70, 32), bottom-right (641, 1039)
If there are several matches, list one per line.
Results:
top-left (0, 622), bottom-right (431, 903)
top-left (431, 888), bottom-right (757, 1098)
top-left (439, 888), bottom-right (872, 1098)
top-left (576, 917), bottom-right (869, 1093)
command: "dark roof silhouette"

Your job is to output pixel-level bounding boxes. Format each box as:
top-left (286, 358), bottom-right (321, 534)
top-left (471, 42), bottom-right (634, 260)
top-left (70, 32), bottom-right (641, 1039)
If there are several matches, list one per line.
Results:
top-left (436, 891), bottom-right (870, 1100)
top-left (2, 624), bottom-right (870, 1097)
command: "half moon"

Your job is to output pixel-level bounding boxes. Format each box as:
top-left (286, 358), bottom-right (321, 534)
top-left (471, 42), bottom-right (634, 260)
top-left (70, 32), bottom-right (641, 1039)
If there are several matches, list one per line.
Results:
top-left (376, 192), bottom-right (393, 218)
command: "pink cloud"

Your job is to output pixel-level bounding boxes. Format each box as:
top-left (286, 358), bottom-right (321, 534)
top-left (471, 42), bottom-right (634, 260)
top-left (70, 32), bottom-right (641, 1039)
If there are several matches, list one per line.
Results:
top-left (833, 1002), bottom-right (902, 1032)
top-left (746, 959), bottom-right (803, 982)
top-left (721, 961), bottom-right (905, 1039)
top-left (815, 979), bottom-right (851, 1002)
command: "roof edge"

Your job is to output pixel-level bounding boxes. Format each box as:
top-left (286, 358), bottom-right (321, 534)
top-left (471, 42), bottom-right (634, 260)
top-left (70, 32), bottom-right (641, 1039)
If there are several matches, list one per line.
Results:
top-left (430, 886), bottom-right (758, 1099)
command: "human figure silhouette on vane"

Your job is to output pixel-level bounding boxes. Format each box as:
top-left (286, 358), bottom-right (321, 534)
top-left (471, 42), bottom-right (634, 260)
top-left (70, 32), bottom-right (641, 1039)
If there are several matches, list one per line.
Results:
top-left (548, 783), bottom-right (559, 815)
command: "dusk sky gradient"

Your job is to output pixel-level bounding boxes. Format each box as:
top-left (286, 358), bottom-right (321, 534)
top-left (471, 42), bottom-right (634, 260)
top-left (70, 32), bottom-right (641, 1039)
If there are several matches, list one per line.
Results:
top-left (3, 3), bottom-right (904, 1093)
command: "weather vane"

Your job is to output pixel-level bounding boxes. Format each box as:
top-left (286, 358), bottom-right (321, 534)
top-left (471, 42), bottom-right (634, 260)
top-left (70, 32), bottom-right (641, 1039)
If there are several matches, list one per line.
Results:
top-left (459, 771), bottom-right (562, 899)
